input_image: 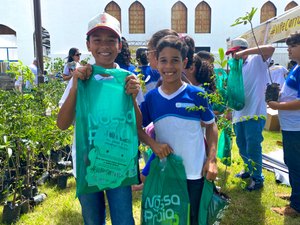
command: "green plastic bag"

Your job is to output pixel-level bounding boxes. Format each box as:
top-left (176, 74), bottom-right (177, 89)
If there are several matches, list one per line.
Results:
top-left (217, 123), bottom-right (232, 166)
top-left (213, 68), bottom-right (228, 113)
top-left (199, 179), bottom-right (214, 225)
top-left (141, 155), bottom-right (190, 225)
top-left (227, 58), bottom-right (245, 111)
top-left (199, 179), bottom-right (230, 225)
top-left (75, 65), bottom-right (139, 196)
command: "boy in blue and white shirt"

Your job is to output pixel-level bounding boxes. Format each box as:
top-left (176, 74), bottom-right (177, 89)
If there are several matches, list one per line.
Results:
top-left (138, 35), bottom-right (218, 225)
top-left (269, 33), bottom-right (300, 217)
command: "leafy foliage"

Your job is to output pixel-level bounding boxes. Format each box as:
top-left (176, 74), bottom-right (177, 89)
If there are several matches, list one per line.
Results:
top-left (215, 48), bottom-right (228, 69)
top-left (44, 57), bottom-right (65, 76)
top-left (0, 65), bottom-right (73, 205)
top-left (6, 60), bottom-right (35, 85)
top-left (231, 7), bottom-right (257, 27)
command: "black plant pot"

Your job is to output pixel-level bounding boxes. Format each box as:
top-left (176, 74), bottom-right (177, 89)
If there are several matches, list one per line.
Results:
top-left (265, 83), bottom-right (280, 102)
top-left (57, 174), bottom-right (68, 189)
top-left (22, 186), bottom-right (33, 199)
top-left (20, 199), bottom-right (31, 214)
top-left (50, 150), bottom-right (62, 163)
top-left (2, 201), bottom-right (21, 224)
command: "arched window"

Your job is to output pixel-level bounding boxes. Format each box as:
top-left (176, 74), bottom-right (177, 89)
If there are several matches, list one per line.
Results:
top-left (0, 25), bottom-right (18, 62)
top-left (0, 25), bottom-right (16, 35)
top-left (129, 1), bottom-right (145, 34)
top-left (171, 1), bottom-right (187, 33)
top-left (105, 1), bottom-right (121, 28)
top-left (195, 1), bottom-right (211, 33)
top-left (260, 1), bottom-right (276, 23)
top-left (285, 1), bottom-right (298, 11)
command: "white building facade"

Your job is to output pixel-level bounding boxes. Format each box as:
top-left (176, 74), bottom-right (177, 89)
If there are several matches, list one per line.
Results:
top-left (0, 0), bottom-right (298, 66)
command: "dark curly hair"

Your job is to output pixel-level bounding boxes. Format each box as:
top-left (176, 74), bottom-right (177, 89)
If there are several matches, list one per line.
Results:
top-left (194, 55), bottom-right (216, 92)
top-left (115, 37), bottom-right (132, 66)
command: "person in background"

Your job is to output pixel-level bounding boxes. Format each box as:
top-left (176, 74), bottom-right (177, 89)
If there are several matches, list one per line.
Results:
top-left (196, 50), bottom-right (215, 65)
top-left (269, 32), bottom-right (300, 217)
top-left (62, 47), bottom-right (81, 81)
top-left (226, 37), bottom-right (275, 191)
top-left (146, 29), bottom-right (179, 69)
top-left (269, 59), bottom-right (288, 89)
top-left (185, 54), bottom-right (216, 93)
top-left (57, 12), bottom-right (141, 225)
top-left (25, 59), bottom-right (38, 89)
top-left (115, 37), bottom-right (136, 74)
top-left (180, 34), bottom-right (196, 84)
top-left (135, 46), bottom-right (160, 95)
top-left (14, 75), bottom-right (23, 92)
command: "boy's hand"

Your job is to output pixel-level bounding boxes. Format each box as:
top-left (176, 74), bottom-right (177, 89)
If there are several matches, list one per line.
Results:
top-left (202, 157), bottom-right (218, 181)
top-left (151, 142), bottom-right (173, 159)
top-left (267, 101), bottom-right (279, 110)
top-left (233, 51), bottom-right (243, 60)
top-left (125, 75), bottom-right (140, 98)
top-left (72, 64), bottom-right (92, 80)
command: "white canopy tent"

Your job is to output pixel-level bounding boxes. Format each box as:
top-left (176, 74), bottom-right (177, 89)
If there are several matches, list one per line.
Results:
top-left (239, 6), bottom-right (300, 47)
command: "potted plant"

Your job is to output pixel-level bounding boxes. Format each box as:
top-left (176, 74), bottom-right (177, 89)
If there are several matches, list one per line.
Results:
top-left (231, 7), bottom-right (280, 102)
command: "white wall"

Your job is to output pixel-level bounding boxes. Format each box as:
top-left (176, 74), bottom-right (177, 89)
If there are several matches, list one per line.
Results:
top-left (0, 0), bottom-right (297, 65)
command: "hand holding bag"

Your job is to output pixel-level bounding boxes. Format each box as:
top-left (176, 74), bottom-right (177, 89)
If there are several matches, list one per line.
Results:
top-left (141, 154), bottom-right (190, 225)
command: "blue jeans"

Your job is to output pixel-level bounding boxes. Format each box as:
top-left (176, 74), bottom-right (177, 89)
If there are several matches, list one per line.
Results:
top-left (78, 186), bottom-right (134, 225)
top-left (233, 118), bottom-right (265, 182)
top-left (282, 130), bottom-right (300, 212)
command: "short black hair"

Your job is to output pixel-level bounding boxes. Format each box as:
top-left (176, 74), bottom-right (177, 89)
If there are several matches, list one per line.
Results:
top-left (148, 29), bottom-right (178, 50)
top-left (286, 33), bottom-right (300, 46)
top-left (156, 35), bottom-right (188, 60)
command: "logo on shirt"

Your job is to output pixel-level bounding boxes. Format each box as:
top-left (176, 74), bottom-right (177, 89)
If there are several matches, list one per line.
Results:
top-left (175, 102), bottom-right (195, 108)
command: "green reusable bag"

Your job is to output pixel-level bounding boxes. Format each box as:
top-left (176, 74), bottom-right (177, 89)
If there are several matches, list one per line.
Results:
top-left (217, 122), bottom-right (232, 166)
top-left (141, 155), bottom-right (190, 225)
top-left (227, 58), bottom-right (245, 111)
top-left (75, 65), bottom-right (139, 196)
top-left (199, 179), bottom-right (214, 225)
top-left (199, 179), bottom-right (230, 225)
top-left (213, 68), bottom-right (228, 113)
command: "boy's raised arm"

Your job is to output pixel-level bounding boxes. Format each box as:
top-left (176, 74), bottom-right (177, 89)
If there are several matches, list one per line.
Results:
top-left (234, 45), bottom-right (275, 62)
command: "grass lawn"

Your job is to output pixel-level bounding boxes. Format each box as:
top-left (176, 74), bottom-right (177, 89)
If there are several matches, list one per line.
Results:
top-left (1, 130), bottom-right (300, 225)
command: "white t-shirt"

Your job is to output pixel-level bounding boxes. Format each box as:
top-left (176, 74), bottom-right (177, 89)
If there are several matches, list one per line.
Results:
top-left (63, 62), bottom-right (81, 76)
top-left (233, 55), bottom-right (271, 123)
top-left (278, 65), bottom-right (300, 131)
top-left (140, 83), bottom-right (215, 179)
top-left (270, 65), bottom-right (288, 89)
top-left (59, 64), bottom-right (144, 176)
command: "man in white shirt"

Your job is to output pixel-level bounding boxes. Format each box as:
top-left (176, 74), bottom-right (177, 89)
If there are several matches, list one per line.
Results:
top-left (226, 38), bottom-right (275, 191)
top-left (269, 59), bottom-right (288, 89)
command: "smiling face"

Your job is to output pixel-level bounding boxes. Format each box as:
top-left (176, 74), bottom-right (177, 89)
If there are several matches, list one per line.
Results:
top-left (157, 47), bottom-right (186, 87)
top-left (86, 29), bottom-right (121, 68)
